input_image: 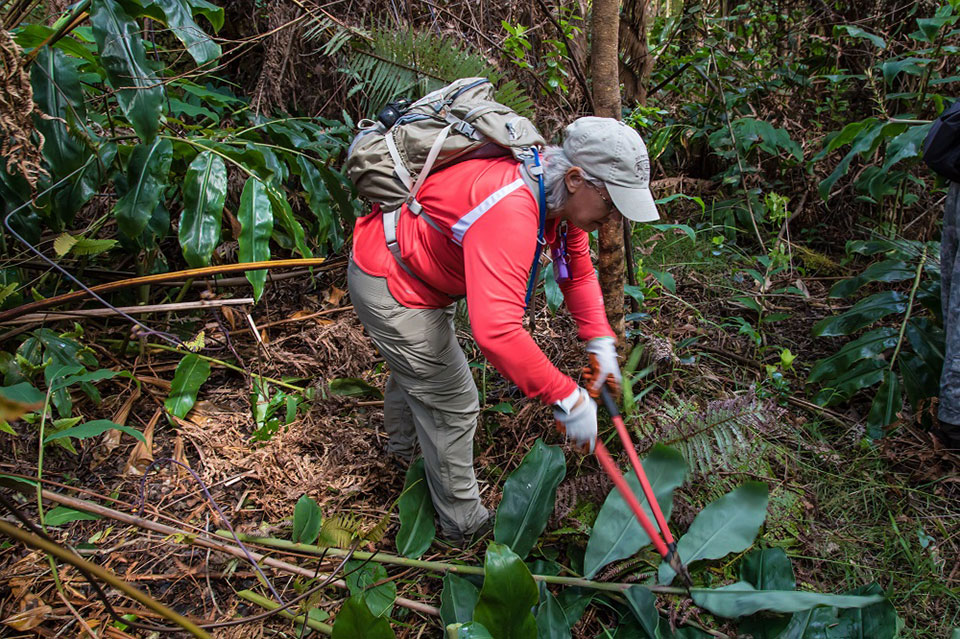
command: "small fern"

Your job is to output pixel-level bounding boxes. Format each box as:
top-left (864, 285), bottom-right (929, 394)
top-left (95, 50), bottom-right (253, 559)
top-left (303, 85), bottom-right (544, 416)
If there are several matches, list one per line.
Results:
top-left (636, 390), bottom-right (784, 477)
top-left (316, 513), bottom-right (366, 548)
top-left (342, 29), bottom-right (534, 118)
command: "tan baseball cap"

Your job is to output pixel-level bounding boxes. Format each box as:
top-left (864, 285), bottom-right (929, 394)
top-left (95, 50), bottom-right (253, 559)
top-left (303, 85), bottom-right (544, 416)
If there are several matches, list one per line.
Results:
top-left (562, 116), bottom-right (660, 223)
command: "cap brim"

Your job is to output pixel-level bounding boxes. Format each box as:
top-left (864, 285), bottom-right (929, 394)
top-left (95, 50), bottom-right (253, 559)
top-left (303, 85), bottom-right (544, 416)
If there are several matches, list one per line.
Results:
top-left (606, 183), bottom-right (659, 223)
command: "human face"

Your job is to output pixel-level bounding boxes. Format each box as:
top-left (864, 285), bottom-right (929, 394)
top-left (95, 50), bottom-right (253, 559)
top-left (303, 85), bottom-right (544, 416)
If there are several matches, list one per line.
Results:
top-left (563, 171), bottom-right (619, 232)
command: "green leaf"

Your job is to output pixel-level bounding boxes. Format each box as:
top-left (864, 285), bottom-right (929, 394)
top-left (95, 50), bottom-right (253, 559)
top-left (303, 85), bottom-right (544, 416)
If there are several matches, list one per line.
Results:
top-left (55, 368), bottom-right (129, 390)
top-left (185, 0), bottom-right (224, 31)
top-left (328, 378), bottom-right (382, 399)
top-left (440, 573), bottom-right (480, 627)
top-left (881, 57), bottom-right (932, 85)
top-left (330, 594), bottom-right (395, 639)
top-left (0, 382), bottom-right (45, 420)
top-left (292, 494), bottom-right (323, 545)
top-left (812, 291), bottom-right (909, 337)
top-left (267, 185), bottom-right (313, 258)
top-left (812, 358), bottom-right (888, 407)
top-left (494, 439), bottom-right (566, 560)
top-left (865, 370), bottom-right (901, 439)
top-left (828, 261), bottom-right (914, 298)
top-left (817, 119), bottom-right (892, 200)
top-left (646, 268), bottom-right (677, 294)
top-left (43, 419), bottom-right (146, 444)
top-left (396, 458), bottom-right (436, 558)
top-left (740, 548), bottom-right (795, 591)
top-left (584, 445), bottom-right (686, 579)
top-left (344, 560), bottom-right (396, 618)
top-left (833, 25), bottom-right (887, 49)
top-left (71, 238), bottom-right (119, 257)
top-left (179, 151), bottom-right (227, 267)
top-left (543, 263), bottom-right (563, 314)
top-left (91, 0), bottom-right (165, 141)
top-left (474, 542), bottom-right (539, 639)
top-left (147, 0), bottom-right (221, 65)
top-left (880, 123), bottom-right (932, 173)
top-left (691, 582), bottom-right (885, 618)
top-left (650, 222), bottom-right (698, 242)
top-left (31, 48), bottom-right (89, 177)
top-left (45, 506), bottom-right (101, 526)
top-left (659, 482), bottom-right (769, 585)
top-left (536, 588), bottom-right (570, 639)
top-left (624, 586), bottom-right (659, 638)
top-left (114, 138), bottom-right (173, 239)
top-left (237, 177), bottom-right (273, 302)
top-left (448, 623), bottom-right (495, 639)
top-left (164, 354), bottom-right (211, 419)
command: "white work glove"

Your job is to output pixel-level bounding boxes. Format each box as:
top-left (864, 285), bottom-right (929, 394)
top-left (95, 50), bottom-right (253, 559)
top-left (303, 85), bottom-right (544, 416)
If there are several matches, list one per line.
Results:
top-left (585, 337), bottom-right (622, 395)
top-left (553, 387), bottom-right (598, 453)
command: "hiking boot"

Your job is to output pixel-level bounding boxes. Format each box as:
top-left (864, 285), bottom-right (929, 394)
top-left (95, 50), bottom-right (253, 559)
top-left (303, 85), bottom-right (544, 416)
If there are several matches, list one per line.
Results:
top-left (932, 421), bottom-right (960, 450)
top-left (440, 508), bottom-right (496, 547)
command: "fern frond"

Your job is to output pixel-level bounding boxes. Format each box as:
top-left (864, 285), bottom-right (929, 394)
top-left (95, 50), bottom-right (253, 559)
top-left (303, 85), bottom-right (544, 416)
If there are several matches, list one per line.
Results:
top-left (343, 29), bottom-right (534, 118)
top-left (363, 511), bottom-right (391, 544)
top-left (316, 513), bottom-right (365, 548)
top-left (642, 390), bottom-right (785, 477)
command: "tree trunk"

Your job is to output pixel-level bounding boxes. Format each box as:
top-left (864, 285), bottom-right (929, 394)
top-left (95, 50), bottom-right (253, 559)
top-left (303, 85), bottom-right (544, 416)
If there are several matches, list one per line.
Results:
top-left (590, 0), bottom-right (626, 344)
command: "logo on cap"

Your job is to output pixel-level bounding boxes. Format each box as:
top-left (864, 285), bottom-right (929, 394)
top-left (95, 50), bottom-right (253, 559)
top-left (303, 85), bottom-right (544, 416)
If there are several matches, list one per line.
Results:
top-left (635, 157), bottom-right (649, 178)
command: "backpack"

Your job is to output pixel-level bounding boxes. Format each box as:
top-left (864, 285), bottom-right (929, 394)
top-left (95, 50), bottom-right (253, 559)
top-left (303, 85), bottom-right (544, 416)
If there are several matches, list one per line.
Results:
top-left (345, 77), bottom-right (548, 309)
top-left (923, 99), bottom-right (960, 184)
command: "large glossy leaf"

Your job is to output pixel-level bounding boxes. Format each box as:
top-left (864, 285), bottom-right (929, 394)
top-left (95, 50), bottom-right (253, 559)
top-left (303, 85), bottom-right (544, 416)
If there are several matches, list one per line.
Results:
top-left (31, 48), bottom-right (88, 176)
top-left (812, 357), bottom-right (888, 407)
top-left (691, 582), bottom-right (885, 618)
top-left (865, 370), bottom-right (901, 439)
top-left (807, 328), bottom-right (898, 384)
top-left (624, 586), bottom-right (659, 639)
top-left (536, 588), bottom-right (570, 639)
top-left (90, 0), bottom-right (165, 141)
top-left (267, 185), bottom-right (312, 258)
top-left (43, 418), bottom-right (146, 445)
top-left (164, 354), bottom-right (210, 419)
top-left (114, 138), bottom-right (173, 239)
top-left (899, 351), bottom-right (940, 410)
top-left (440, 573), bottom-right (479, 627)
top-left (659, 482), bottom-right (769, 585)
top-left (179, 151), bottom-right (226, 267)
top-left (904, 317), bottom-right (945, 371)
top-left (344, 560), bottom-right (395, 618)
top-left (237, 177), bottom-right (273, 302)
top-left (292, 494), bottom-right (323, 544)
top-left (584, 445), bottom-right (686, 579)
top-left (147, 0), bottom-right (221, 65)
top-left (828, 260), bottom-right (913, 298)
top-left (740, 548), bottom-right (795, 591)
top-left (330, 594), bottom-right (395, 639)
top-left (812, 291), bottom-right (909, 337)
top-left (779, 584), bottom-right (899, 639)
top-left (494, 439), bottom-right (565, 560)
top-left (474, 542), bottom-right (538, 639)
top-left (396, 458), bottom-right (436, 558)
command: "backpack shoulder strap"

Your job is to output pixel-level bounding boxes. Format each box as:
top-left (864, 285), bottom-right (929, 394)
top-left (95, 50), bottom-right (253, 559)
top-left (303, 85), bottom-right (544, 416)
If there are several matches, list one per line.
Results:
top-left (518, 148), bottom-right (547, 313)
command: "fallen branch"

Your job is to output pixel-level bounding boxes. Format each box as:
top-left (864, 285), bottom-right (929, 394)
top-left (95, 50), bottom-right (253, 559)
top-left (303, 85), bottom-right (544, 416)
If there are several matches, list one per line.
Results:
top-left (0, 298), bottom-right (254, 325)
top-left (237, 590), bottom-right (333, 635)
top-left (217, 532), bottom-right (687, 596)
top-left (0, 258), bottom-right (327, 323)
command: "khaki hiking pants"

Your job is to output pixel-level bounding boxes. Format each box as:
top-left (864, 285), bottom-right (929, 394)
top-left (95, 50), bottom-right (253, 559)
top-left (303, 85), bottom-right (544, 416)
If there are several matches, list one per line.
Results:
top-left (347, 259), bottom-right (489, 540)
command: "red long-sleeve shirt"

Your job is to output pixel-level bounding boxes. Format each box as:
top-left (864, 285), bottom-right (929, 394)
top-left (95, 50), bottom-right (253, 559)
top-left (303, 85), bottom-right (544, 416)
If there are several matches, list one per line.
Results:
top-left (352, 156), bottom-right (614, 405)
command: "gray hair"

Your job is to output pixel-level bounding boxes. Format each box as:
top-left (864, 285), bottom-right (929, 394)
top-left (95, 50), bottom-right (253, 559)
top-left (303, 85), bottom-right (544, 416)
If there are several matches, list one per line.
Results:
top-left (542, 145), bottom-right (603, 211)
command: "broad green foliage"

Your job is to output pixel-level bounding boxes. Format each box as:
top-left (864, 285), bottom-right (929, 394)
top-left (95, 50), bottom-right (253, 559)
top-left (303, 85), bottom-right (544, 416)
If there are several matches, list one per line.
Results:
top-left (179, 151), bottom-right (227, 267)
top-left (584, 445), bottom-right (686, 579)
top-left (396, 458), bottom-right (436, 558)
top-left (809, 238), bottom-right (942, 436)
top-left (740, 547), bottom-right (796, 591)
top-left (113, 138), bottom-right (174, 239)
top-left (328, 377), bottom-right (383, 398)
top-left (494, 439), bottom-right (565, 560)
top-left (624, 586), bottom-right (659, 638)
top-left (535, 589), bottom-right (570, 639)
top-left (90, 0), bottom-right (165, 141)
top-left (237, 177), bottom-right (273, 302)
top-left (344, 560), bottom-right (396, 618)
top-left (164, 354), bottom-right (211, 419)
top-left (659, 482), bottom-right (769, 585)
top-left (473, 543), bottom-right (538, 639)
top-left (147, 0), bottom-right (222, 65)
top-left (45, 506), bottom-right (102, 526)
top-left (43, 418), bottom-right (145, 445)
top-left (690, 582), bottom-right (885, 618)
top-left (292, 494), bottom-right (323, 545)
top-left (330, 594), bottom-right (395, 639)
top-left (440, 573), bottom-right (479, 627)
top-left (778, 584), bottom-right (899, 639)
top-left (447, 623), bottom-right (495, 639)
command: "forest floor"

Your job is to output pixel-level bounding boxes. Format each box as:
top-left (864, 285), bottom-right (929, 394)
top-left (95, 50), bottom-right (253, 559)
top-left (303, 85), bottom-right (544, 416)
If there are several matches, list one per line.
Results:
top-left (0, 228), bottom-right (957, 638)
